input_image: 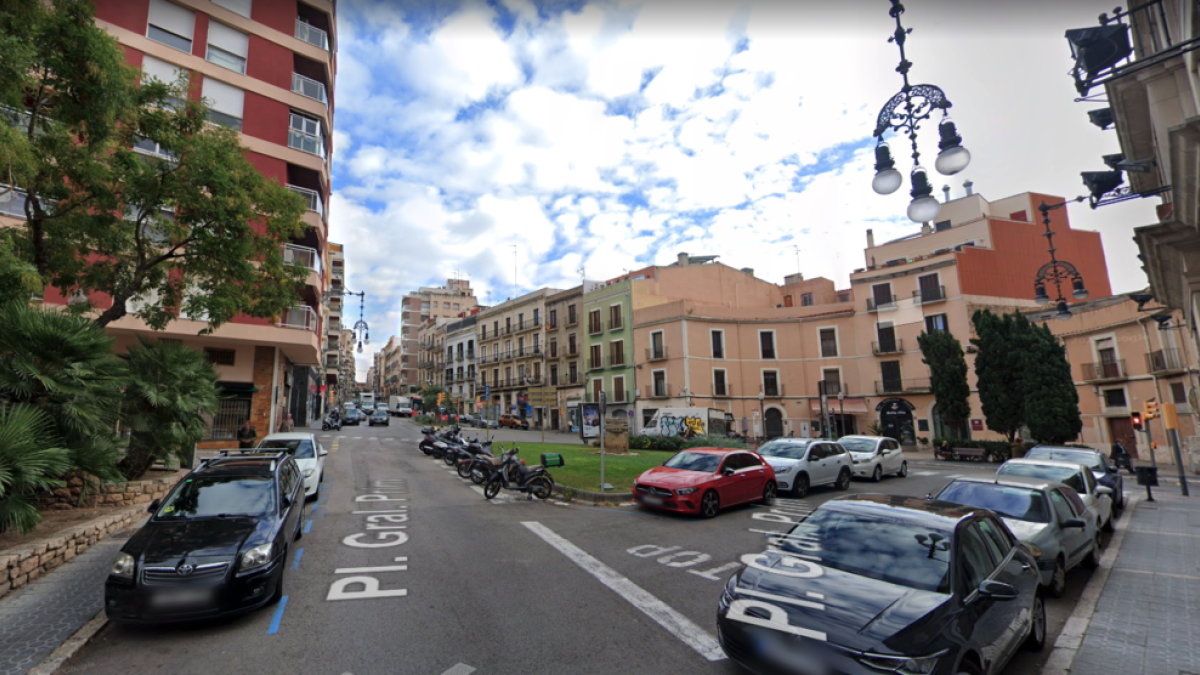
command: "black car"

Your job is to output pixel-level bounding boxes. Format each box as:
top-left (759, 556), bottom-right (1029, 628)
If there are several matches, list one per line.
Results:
top-left (1026, 445), bottom-right (1125, 510)
top-left (105, 452), bottom-right (305, 623)
top-left (717, 494), bottom-right (1044, 675)
top-left (369, 410), bottom-right (389, 426)
top-left (342, 408), bottom-right (362, 425)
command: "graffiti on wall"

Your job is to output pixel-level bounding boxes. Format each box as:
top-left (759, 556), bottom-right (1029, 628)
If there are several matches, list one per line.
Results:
top-left (658, 415), bottom-right (705, 439)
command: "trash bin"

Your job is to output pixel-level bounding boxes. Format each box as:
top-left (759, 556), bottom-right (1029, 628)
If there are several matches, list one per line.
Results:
top-left (1135, 465), bottom-right (1159, 487)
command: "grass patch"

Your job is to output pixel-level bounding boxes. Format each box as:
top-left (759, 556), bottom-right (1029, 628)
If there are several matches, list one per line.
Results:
top-left (498, 442), bottom-right (671, 493)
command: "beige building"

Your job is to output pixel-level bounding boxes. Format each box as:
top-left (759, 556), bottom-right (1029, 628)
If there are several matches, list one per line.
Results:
top-left (399, 279), bottom-right (477, 394)
top-left (417, 317), bottom-right (452, 393)
top-left (545, 286), bottom-right (586, 430)
top-left (477, 288), bottom-right (560, 423)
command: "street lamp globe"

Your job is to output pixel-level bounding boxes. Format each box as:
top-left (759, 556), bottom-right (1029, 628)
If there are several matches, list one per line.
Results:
top-left (906, 166), bottom-right (941, 223)
top-left (1072, 278), bottom-right (1089, 300)
top-left (1034, 283), bottom-right (1050, 305)
top-left (872, 168), bottom-right (903, 195)
top-left (1054, 300), bottom-right (1073, 321)
top-left (934, 118), bottom-right (971, 176)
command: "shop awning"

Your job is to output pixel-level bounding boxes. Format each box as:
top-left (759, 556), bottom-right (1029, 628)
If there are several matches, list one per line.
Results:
top-left (808, 398), bottom-right (869, 415)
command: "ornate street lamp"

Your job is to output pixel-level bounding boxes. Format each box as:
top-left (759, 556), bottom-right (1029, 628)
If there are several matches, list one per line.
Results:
top-left (1033, 198), bottom-right (1089, 320)
top-left (871, 0), bottom-right (972, 223)
top-left (341, 289), bottom-right (369, 353)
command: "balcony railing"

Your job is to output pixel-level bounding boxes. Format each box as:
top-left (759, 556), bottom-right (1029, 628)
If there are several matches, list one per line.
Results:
top-left (567, 345), bottom-right (578, 356)
top-left (588, 321), bottom-right (603, 335)
top-left (327, 321), bottom-right (341, 334)
top-left (648, 385), bottom-right (670, 399)
top-left (608, 354), bottom-right (627, 368)
top-left (872, 339), bottom-right (903, 355)
top-left (608, 317), bottom-right (624, 331)
top-left (567, 314), bottom-right (579, 327)
top-left (287, 184), bottom-right (324, 217)
top-left (867, 295), bottom-right (898, 312)
top-left (466, 350), bottom-right (475, 360)
top-left (502, 350), bottom-right (514, 361)
top-left (713, 383), bottom-right (732, 398)
top-left (295, 19), bottom-right (330, 50)
top-left (516, 318), bottom-right (541, 332)
top-left (1147, 349), bottom-right (1185, 374)
top-left (762, 383), bottom-right (785, 398)
top-left (1082, 360), bottom-right (1127, 382)
top-left (0, 185), bottom-right (29, 218)
top-left (288, 114), bottom-right (326, 158)
top-left (547, 319), bottom-right (558, 331)
top-left (283, 243), bottom-right (321, 275)
top-left (278, 306), bottom-right (318, 333)
top-left (875, 379), bottom-right (932, 395)
top-left (588, 358), bottom-right (604, 371)
top-left (586, 390), bottom-right (629, 403)
top-left (913, 286), bottom-right (946, 304)
top-left (646, 347), bottom-right (668, 361)
top-left (291, 72), bottom-right (327, 104)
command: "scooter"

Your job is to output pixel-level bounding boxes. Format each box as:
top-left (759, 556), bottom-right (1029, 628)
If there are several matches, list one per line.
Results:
top-left (454, 439), bottom-right (495, 481)
top-left (420, 426), bottom-right (461, 457)
top-left (483, 446), bottom-right (554, 500)
top-left (322, 414), bottom-right (342, 431)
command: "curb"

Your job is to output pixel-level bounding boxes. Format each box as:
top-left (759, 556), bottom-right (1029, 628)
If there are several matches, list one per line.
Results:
top-left (27, 610), bottom-right (107, 675)
top-left (552, 483), bottom-right (630, 505)
top-left (1040, 494), bottom-right (1141, 675)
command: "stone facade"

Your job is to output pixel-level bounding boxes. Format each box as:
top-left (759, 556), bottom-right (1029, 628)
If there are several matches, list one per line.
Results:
top-left (33, 472), bottom-right (181, 512)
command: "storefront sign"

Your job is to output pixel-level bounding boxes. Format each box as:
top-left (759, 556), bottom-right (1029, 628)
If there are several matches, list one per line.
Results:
top-left (970, 418), bottom-right (983, 431)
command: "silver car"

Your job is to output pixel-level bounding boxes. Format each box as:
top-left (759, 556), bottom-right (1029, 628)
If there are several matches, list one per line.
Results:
top-left (998, 458), bottom-right (1115, 532)
top-left (933, 475), bottom-right (1101, 598)
top-left (754, 438), bottom-right (854, 497)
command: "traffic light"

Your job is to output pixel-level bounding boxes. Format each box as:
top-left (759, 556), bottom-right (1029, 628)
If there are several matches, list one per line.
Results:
top-left (437, 392), bottom-right (446, 405)
top-left (1130, 410), bottom-right (1143, 431)
top-left (1145, 398), bottom-right (1161, 420)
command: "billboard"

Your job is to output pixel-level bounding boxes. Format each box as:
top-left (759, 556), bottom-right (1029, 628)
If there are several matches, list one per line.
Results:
top-left (581, 402), bottom-right (601, 439)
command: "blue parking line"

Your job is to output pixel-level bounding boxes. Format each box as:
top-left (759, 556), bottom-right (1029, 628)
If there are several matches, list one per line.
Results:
top-left (266, 596), bottom-right (289, 634)
top-left (303, 520), bottom-right (313, 534)
top-left (310, 507), bottom-right (326, 519)
top-left (292, 548), bottom-right (304, 569)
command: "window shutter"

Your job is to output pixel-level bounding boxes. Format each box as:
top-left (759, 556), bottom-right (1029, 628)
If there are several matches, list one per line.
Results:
top-left (202, 78), bottom-right (244, 118)
top-left (212, 0), bottom-right (253, 18)
top-left (142, 55), bottom-right (185, 85)
top-left (148, 0), bottom-right (195, 39)
top-left (207, 21), bottom-right (249, 58)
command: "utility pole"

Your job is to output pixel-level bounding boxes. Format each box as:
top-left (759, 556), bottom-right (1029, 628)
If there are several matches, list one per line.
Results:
top-left (792, 245), bottom-right (801, 276)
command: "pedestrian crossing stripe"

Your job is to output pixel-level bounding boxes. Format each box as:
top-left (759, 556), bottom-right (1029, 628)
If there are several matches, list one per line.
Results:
top-left (913, 471), bottom-right (939, 477)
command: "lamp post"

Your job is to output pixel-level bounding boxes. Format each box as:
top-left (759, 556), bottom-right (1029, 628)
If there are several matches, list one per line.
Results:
top-left (340, 289), bottom-right (369, 353)
top-left (870, 0), bottom-right (972, 224)
top-left (1032, 199), bottom-right (1090, 320)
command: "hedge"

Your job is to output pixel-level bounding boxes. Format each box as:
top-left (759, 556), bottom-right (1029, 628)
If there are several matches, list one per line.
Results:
top-left (932, 437), bottom-right (1013, 461)
top-left (628, 434), bottom-right (749, 452)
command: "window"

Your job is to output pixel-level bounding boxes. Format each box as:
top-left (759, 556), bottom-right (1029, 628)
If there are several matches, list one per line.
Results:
top-left (653, 370), bottom-right (667, 397)
top-left (481, 326), bottom-right (487, 340)
top-left (917, 274), bottom-right (943, 303)
top-left (533, 308), bottom-right (540, 324)
top-left (533, 334), bottom-right (540, 352)
top-left (550, 365), bottom-right (558, 386)
top-left (518, 313), bottom-right (524, 327)
top-left (871, 282), bottom-right (894, 309)
top-left (492, 368), bottom-right (499, 385)
top-left (610, 340), bottom-right (625, 366)
top-left (493, 321), bottom-right (499, 336)
top-left (589, 309), bottom-right (602, 334)
top-left (206, 21), bottom-right (248, 74)
top-left (609, 304), bottom-right (623, 330)
top-left (822, 369), bottom-right (841, 396)
top-left (925, 314), bottom-right (949, 333)
top-left (289, 112), bottom-right (325, 157)
top-left (759, 331), bottom-right (776, 359)
top-left (714, 369), bottom-right (728, 396)
top-left (549, 309), bottom-right (557, 328)
top-left (206, 396), bottom-right (250, 440)
top-left (202, 78), bottom-right (244, 131)
top-left (650, 331), bottom-right (665, 360)
top-left (1103, 389), bottom-right (1127, 408)
top-left (1049, 489), bottom-right (1078, 523)
top-left (711, 330), bottom-right (724, 359)
top-left (590, 344), bottom-right (603, 370)
top-left (204, 348), bottom-right (236, 366)
top-left (958, 525), bottom-right (997, 593)
top-left (533, 362), bottom-right (541, 380)
top-left (569, 361), bottom-right (578, 383)
top-left (837, 291), bottom-right (851, 303)
top-left (549, 340), bottom-right (557, 358)
top-left (568, 334), bottom-right (577, 354)
top-left (819, 328), bottom-right (838, 357)
top-left (801, 293), bottom-right (814, 307)
top-left (1171, 381), bottom-right (1188, 404)
top-left (763, 370), bottom-right (780, 397)
top-left (147, 0), bottom-right (194, 53)
top-left (517, 337), bottom-right (525, 355)
top-left (613, 376), bottom-right (626, 402)
top-left (212, 0), bottom-right (252, 17)
top-left (141, 55), bottom-right (187, 89)
top-left (568, 304), bottom-right (577, 325)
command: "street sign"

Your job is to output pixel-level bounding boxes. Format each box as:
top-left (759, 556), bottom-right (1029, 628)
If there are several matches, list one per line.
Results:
top-left (485, 385), bottom-right (491, 398)
top-left (627, 410), bottom-right (633, 417)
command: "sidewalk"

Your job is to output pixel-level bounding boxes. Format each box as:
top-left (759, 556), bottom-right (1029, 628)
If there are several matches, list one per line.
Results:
top-left (1050, 489), bottom-right (1200, 675)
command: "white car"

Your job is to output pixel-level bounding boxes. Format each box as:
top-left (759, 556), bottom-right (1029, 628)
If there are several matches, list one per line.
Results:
top-left (257, 432), bottom-right (328, 500)
top-left (838, 435), bottom-right (908, 481)
top-left (754, 438), bottom-right (854, 497)
top-left (997, 457), bottom-right (1115, 532)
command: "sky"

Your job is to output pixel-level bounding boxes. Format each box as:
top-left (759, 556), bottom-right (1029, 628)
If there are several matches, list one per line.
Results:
top-left (328, 0), bottom-right (1158, 381)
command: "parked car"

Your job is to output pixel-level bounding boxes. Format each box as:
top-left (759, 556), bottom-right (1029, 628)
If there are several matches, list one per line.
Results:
top-left (1026, 445), bottom-right (1126, 511)
top-left (933, 475), bottom-right (1100, 597)
top-left (369, 409), bottom-right (390, 427)
top-left (396, 407), bottom-right (413, 417)
top-left (754, 438), bottom-right (853, 497)
top-left (342, 408), bottom-right (362, 426)
top-left (838, 434), bottom-right (908, 481)
top-left (718, 494), bottom-right (1045, 675)
top-left (998, 458), bottom-right (1115, 532)
top-left (256, 432), bottom-right (328, 500)
top-left (459, 414), bottom-right (479, 427)
top-left (105, 450), bottom-right (305, 623)
top-left (498, 414), bottom-right (529, 430)
top-left (632, 448), bottom-right (777, 518)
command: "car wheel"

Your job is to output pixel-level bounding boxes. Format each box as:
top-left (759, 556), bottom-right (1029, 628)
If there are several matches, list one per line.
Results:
top-left (1082, 534), bottom-right (1102, 570)
top-left (872, 465), bottom-right (883, 482)
top-left (793, 474), bottom-right (810, 498)
top-left (897, 461), bottom-right (908, 478)
top-left (700, 490), bottom-right (720, 519)
top-left (1025, 592), bottom-right (1047, 651)
top-left (1102, 512), bottom-right (1115, 533)
top-left (1049, 557), bottom-right (1067, 598)
top-left (761, 481), bottom-right (777, 505)
top-left (270, 565), bottom-right (285, 604)
top-left (954, 657), bottom-right (983, 675)
top-left (836, 468), bottom-right (852, 491)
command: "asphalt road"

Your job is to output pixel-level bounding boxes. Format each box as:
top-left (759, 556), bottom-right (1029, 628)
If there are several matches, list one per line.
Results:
top-left (64, 423), bottom-right (1119, 675)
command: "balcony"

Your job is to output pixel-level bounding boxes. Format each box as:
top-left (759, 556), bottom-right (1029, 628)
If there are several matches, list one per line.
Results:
top-left (291, 72), bottom-right (327, 105)
top-left (872, 339), bottom-right (904, 355)
top-left (295, 19), bottom-right (329, 50)
top-left (567, 345), bottom-right (579, 357)
top-left (608, 355), bottom-right (627, 368)
top-left (913, 286), bottom-right (946, 304)
top-left (586, 390), bottom-right (630, 404)
top-left (567, 314), bottom-right (579, 327)
top-left (466, 350), bottom-right (475, 360)
top-left (516, 318), bottom-right (541, 333)
top-left (1147, 349), bottom-right (1186, 375)
top-left (646, 347), bottom-right (668, 362)
top-left (588, 358), bottom-right (604, 371)
top-left (288, 113), bottom-right (326, 158)
top-left (0, 185), bottom-right (29, 218)
top-left (762, 383), bottom-right (786, 398)
top-left (867, 295), bottom-right (898, 312)
top-left (278, 306), bottom-right (318, 333)
top-left (609, 318), bottom-right (624, 332)
top-left (875, 379), bottom-right (932, 395)
top-left (287, 184), bottom-right (324, 218)
top-left (588, 322), bottom-right (603, 336)
top-left (713, 383), bottom-right (732, 398)
top-left (283, 243), bottom-right (321, 276)
top-left (647, 385), bottom-right (670, 399)
top-left (1082, 360), bottom-right (1127, 382)
top-left (546, 319), bottom-right (558, 331)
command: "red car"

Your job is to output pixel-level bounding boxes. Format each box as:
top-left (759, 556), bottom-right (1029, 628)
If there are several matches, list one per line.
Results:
top-left (632, 448), bottom-right (777, 518)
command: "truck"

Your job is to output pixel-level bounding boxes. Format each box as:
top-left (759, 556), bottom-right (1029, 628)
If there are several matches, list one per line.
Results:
top-left (389, 396), bottom-right (413, 417)
top-left (359, 392), bottom-right (375, 411)
top-left (640, 408), bottom-right (730, 438)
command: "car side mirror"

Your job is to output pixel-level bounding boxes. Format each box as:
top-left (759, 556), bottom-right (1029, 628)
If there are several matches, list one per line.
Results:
top-left (1063, 518), bottom-right (1087, 529)
top-left (976, 580), bottom-right (1019, 601)
top-left (1095, 486), bottom-right (1113, 496)
top-left (282, 495), bottom-right (292, 508)
top-left (1107, 465), bottom-right (1119, 473)
top-left (147, 498), bottom-right (161, 514)
top-left (319, 449), bottom-right (329, 457)
top-left (722, 468), bottom-right (735, 477)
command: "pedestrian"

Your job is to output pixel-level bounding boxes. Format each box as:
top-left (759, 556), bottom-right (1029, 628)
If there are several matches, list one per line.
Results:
top-left (237, 419), bottom-right (257, 449)
top-left (938, 439), bottom-right (951, 459)
top-left (279, 413), bottom-right (294, 432)
top-left (1011, 436), bottom-right (1026, 460)
top-left (1111, 441), bottom-right (1133, 473)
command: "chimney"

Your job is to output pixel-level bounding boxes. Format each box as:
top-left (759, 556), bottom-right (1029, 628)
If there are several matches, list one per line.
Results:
top-left (942, 185), bottom-right (951, 203)
top-left (783, 273), bottom-right (804, 285)
top-left (963, 179), bottom-right (974, 196)
top-left (677, 252), bottom-right (690, 267)
top-left (866, 229), bottom-right (875, 248)
top-left (741, 267), bottom-right (754, 276)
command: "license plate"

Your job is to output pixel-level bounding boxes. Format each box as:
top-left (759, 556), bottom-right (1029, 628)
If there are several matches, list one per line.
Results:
top-left (642, 496), bottom-right (663, 506)
top-left (150, 588), bottom-right (214, 609)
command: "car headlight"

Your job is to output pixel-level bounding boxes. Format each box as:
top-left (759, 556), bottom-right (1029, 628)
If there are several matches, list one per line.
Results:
top-left (110, 552), bottom-right (135, 579)
top-left (676, 487), bottom-right (698, 495)
top-left (303, 468), bottom-right (315, 477)
top-left (859, 649), bottom-right (947, 675)
top-left (1022, 542), bottom-right (1044, 560)
top-left (239, 543), bottom-right (273, 571)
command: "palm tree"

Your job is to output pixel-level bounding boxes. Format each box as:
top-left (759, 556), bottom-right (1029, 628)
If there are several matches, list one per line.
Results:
top-left (0, 405), bottom-right (72, 533)
top-left (117, 337), bottom-right (219, 479)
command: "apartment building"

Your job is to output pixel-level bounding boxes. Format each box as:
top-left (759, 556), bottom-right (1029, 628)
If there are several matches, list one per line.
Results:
top-left (477, 288), bottom-right (560, 424)
top-left (444, 315), bottom-right (479, 414)
top-left (399, 279), bottom-right (477, 394)
top-left (417, 317), bottom-right (452, 391)
top-left (584, 280), bottom-right (639, 420)
top-left (322, 241), bottom-right (345, 409)
top-left (545, 287), bottom-right (585, 430)
top-left (380, 335), bottom-right (401, 397)
top-left (337, 327), bottom-right (356, 406)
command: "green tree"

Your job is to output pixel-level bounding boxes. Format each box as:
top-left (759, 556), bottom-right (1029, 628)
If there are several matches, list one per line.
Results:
top-left (421, 385), bottom-right (446, 411)
top-left (0, 405), bottom-right (72, 533)
top-left (0, 233), bottom-right (42, 303)
top-left (917, 329), bottom-right (971, 438)
top-left (117, 338), bottom-right (220, 480)
top-left (1, 0), bottom-right (307, 334)
top-left (971, 309), bottom-right (1025, 441)
top-left (1020, 318), bottom-right (1082, 443)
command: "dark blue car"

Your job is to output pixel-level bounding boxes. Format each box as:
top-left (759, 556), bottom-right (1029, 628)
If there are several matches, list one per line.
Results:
top-left (1026, 445), bottom-right (1126, 511)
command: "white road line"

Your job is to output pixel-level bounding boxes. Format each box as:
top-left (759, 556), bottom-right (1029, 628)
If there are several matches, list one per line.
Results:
top-left (469, 485), bottom-right (514, 503)
top-left (913, 471), bottom-right (939, 477)
top-left (439, 664), bottom-right (476, 675)
top-left (521, 521), bottom-right (725, 662)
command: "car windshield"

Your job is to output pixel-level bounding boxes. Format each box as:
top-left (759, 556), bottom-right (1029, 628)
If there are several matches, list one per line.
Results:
top-left (936, 481), bottom-right (1051, 523)
top-left (258, 439), bottom-right (315, 458)
top-left (373, 412), bottom-right (386, 418)
top-left (155, 476), bottom-right (274, 519)
top-left (662, 452), bottom-right (721, 473)
top-left (779, 508), bottom-right (952, 593)
top-left (998, 463), bottom-right (1086, 493)
top-left (756, 440), bottom-right (811, 460)
top-left (838, 438), bottom-right (878, 453)
top-left (1027, 448), bottom-right (1105, 473)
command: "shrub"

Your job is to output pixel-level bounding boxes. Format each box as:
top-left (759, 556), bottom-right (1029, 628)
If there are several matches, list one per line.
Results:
top-left (414, 414), bottom-right (436, 426)
top-left (685, 435), bottom-right (748, 450)
top-left (0, 405), bottom-right (72, 533)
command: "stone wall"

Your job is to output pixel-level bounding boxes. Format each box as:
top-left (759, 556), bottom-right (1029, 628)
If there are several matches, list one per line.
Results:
top-left (34, 471), bottom-right (183, 511)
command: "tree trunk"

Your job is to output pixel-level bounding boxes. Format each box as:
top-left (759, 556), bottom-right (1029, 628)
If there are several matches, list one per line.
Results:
top-left (94, 294), bottom-right (129, 327)
top-left (117, 437), bottom-right (159, 480)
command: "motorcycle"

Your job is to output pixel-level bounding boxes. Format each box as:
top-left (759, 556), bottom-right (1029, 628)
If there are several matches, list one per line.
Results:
top-left (483, 446), bottom-right (554, 500)
top-left (322, 414), bottom-right (342, 431)
top-left (454, 439), bottom-right (496, 481)
top-left (420, 426), bottom-right (461, 457)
